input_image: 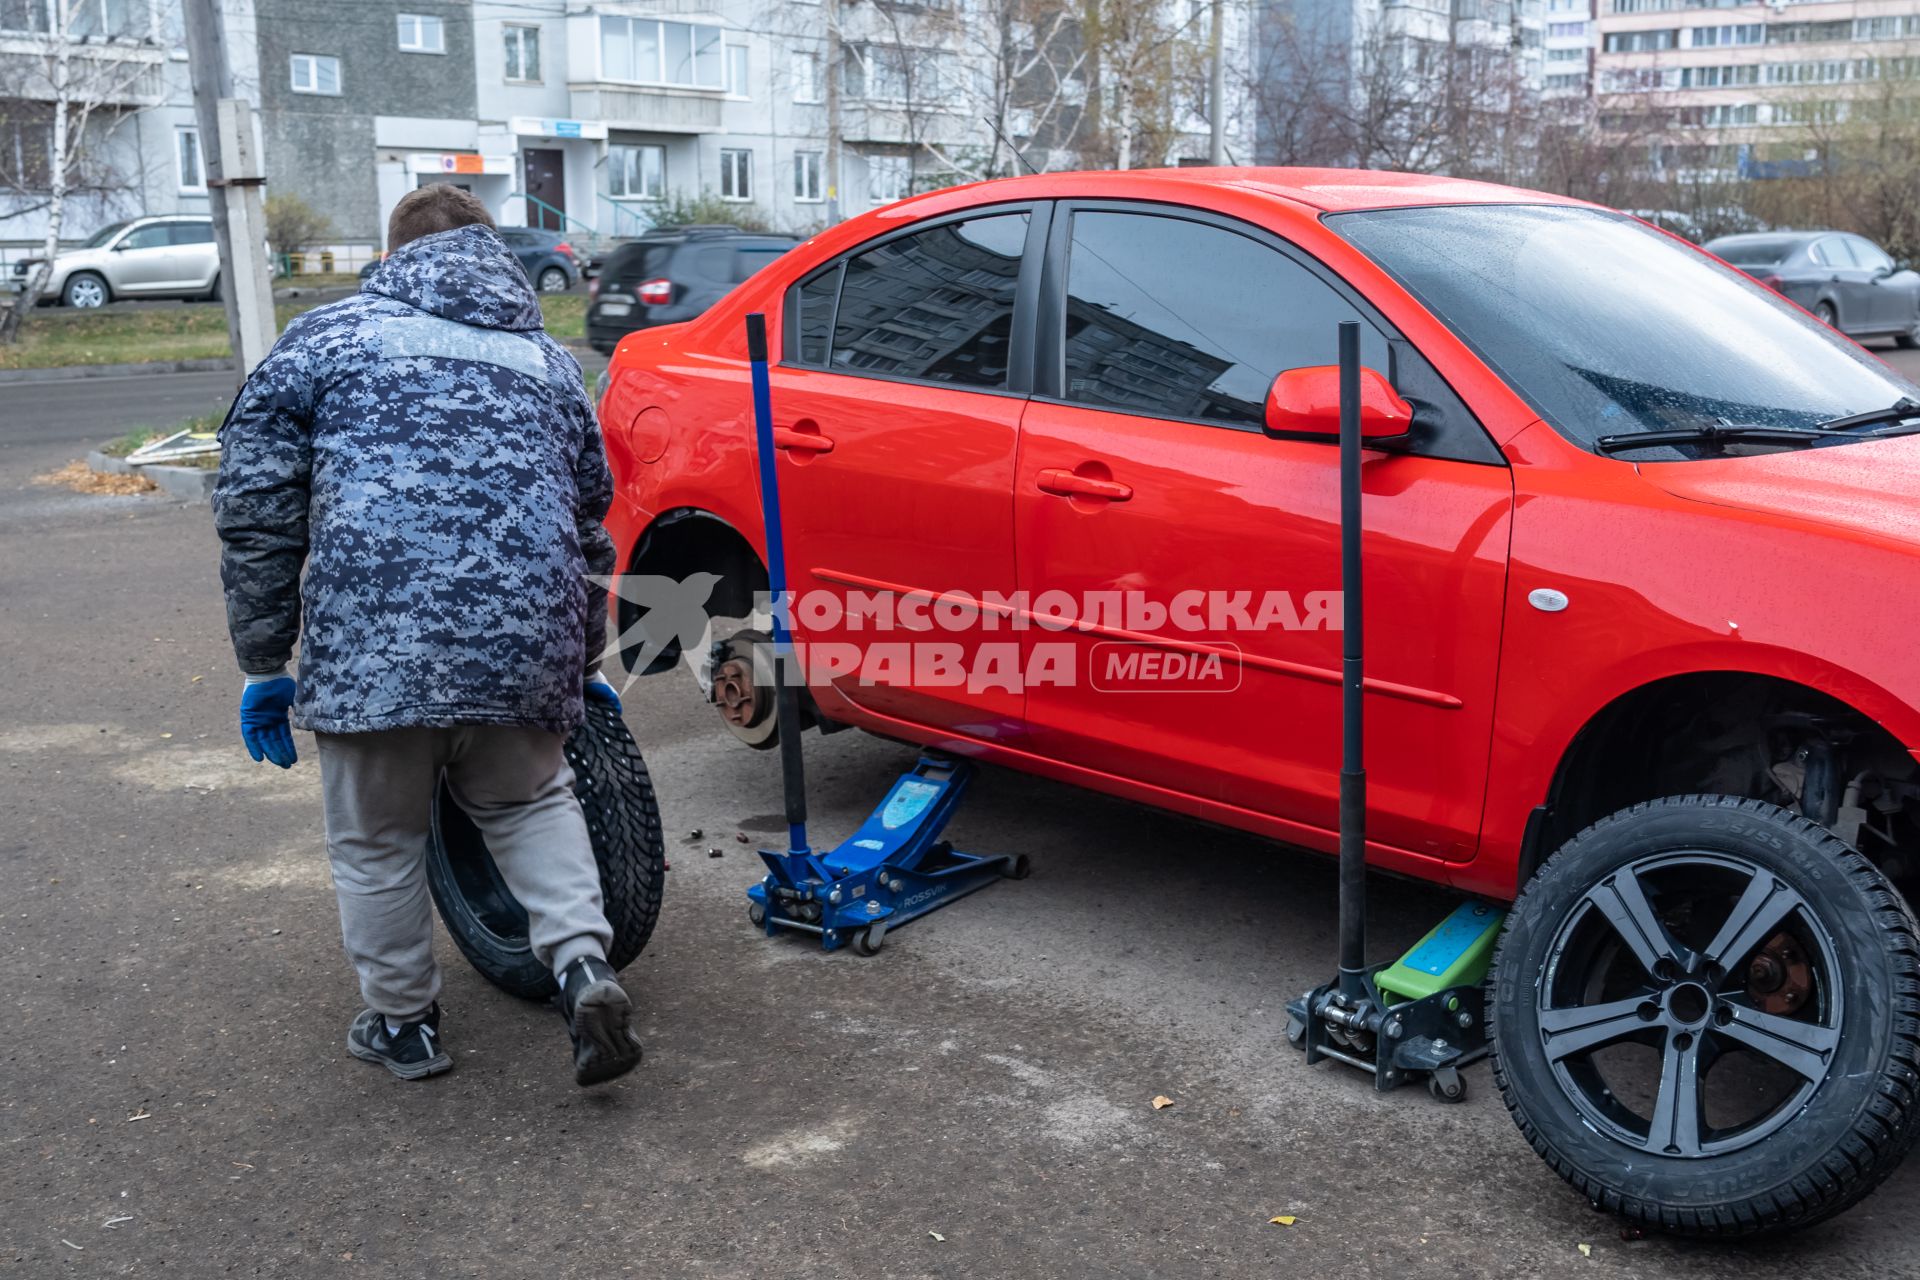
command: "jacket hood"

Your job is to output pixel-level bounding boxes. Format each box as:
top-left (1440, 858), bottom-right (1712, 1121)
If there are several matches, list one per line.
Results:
top-left (362, 224), bottom-right (544, 331)
top-left (1643, 432), bottom-right (1920, 548)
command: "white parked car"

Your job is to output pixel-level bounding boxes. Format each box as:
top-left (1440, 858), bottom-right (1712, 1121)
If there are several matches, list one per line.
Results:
top-left (8, 216), bottom-right (221, 308)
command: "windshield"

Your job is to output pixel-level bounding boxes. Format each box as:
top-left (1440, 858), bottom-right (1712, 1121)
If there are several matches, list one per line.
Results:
top-left (1332, 205), bottom-right (1920, 458)
top-left (1710, 236), bottom-right (1802, 268)
top-left (83, 222), bottom-right (130, 249)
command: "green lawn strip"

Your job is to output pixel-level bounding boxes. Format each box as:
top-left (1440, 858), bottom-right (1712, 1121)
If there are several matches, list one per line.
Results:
top-left (3, 293), bottom-right (587, 370)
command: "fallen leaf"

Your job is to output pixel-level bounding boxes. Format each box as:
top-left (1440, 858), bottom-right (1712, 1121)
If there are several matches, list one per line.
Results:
top-left (928, 1231), bottom-right (945, 1242)
top-left (1151, 1095), bottom-right (1175, 1110)
top-left (191, 676), bottom-right (204, 683)
top-left (1268, 1215), bottom-right (1298, 1227)
top-left (159, 733), bottom-right (173, 740)
top-left (1578, 1243), bottom-right (1592, 1258)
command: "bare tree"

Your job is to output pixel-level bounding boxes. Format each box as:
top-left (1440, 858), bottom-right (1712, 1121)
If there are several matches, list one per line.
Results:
top-left (1082, 0), bottom-right (1206, 169)
top-left (0, 0), bottom-right (163, 342)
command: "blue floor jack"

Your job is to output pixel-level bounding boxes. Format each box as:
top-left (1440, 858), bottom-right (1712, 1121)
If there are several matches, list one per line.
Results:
top-left (738, 314), bottom-right (1028, 955)
top-left (1282, 323), bottom-right (1505, 1102)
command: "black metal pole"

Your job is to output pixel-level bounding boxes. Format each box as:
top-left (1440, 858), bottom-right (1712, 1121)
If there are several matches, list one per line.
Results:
top-left (1336, 321), bottom-right (1368, 1001)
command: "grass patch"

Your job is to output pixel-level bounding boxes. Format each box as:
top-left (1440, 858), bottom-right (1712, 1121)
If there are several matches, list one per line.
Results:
top-left (1, 292), bottom-right (589, 369)
top-left (99, 426), bottom-right (168, 457)
top-left (0, 301), bottom-right (325, 371)
top-left (540, 293), bottom-right (585, 340)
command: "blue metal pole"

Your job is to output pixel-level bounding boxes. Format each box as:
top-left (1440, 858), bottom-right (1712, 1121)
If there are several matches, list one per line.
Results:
top-left (744, 313), bottom-right (810, 855)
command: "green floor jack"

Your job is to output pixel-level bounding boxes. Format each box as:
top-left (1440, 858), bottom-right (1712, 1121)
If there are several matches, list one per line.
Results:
top-left (738, 314), bottom-right (1027, 955)
top-left (1283, 322), bottom-right (1505, 1102)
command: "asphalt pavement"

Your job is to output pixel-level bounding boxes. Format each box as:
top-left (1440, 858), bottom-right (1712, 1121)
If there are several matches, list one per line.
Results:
top-left (4, 359), bottom-right (1920, 1276)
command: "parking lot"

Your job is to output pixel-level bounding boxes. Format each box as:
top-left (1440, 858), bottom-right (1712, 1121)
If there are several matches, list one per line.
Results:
top-left (5, 355), bottom-right (1920, 1277)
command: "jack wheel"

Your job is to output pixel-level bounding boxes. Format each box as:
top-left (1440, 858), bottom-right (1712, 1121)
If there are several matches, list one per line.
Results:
top-left (853, 924), bottom-right (886, 956)
top-left (1005, 854), bottom-right (1032, 880)
top-left (748, 902), bottom-right (766, 928)
top-left (1428, 1069), bottom-right (1467, 1104)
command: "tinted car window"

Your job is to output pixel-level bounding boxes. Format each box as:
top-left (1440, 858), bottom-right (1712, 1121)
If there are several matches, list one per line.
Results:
top-left (1060, 211), bottom-right (1388, 428)
top-left (735, 246), bottom-right (788, 282)
top-left (1334, 204), bottom-right (1920, 456)
top-left (1711, 237), bottom-right (1800, 268)
top-left (1850, 236), bottom-right (1894, 272)
top-left (608, 243), bottom-right (672, 284)
top-left (693, 246), bottom-right (733, 281)
top-left (829, 212), bottom-right (1027, 389)
top-left (168, 222), bottom-right (214, 245)
top-left (1813, 238), bottom-right (1855, 268)
top-left (792, 264), bottom-right (840, 366)
top-left (120, 224), bottom-right (171, 251)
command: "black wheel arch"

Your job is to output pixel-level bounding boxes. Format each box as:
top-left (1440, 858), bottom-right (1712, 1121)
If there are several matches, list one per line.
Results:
top-left (618, 507), bottom-right (767, 676)
top-left (1520, 672), bottom-right (1918, 890)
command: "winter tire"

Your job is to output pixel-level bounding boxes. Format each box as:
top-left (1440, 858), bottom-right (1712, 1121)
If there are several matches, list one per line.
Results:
top-left (1490, 795), bottom-right (1920, 1237)
top-left (537, 266), bottom-right (570, 293)
top-left (426, 698), bottom-right (666, 1000)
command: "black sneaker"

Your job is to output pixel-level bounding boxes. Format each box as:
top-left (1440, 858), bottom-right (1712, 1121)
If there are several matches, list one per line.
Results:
top-left (559, 957), bottom-right (643, 1087)
top-left (347, 1004), bottom-right (452, 1080)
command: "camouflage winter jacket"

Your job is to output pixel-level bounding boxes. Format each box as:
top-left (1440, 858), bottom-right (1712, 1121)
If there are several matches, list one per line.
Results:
top-left (212, 223), bottom-right (615, 736)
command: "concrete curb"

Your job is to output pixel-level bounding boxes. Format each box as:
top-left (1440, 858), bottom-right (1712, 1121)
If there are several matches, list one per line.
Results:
top-left (86, 445), bottom-right (217, 503)
top-left (142, 464), bottom-right (218, 504)
top-left (0, 358), bottom-right (235, 384)
top-left (86, 449), bottom-right (135, 476)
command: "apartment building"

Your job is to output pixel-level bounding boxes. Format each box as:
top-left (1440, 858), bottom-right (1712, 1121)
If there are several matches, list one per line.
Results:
top-left (5, 1), bottom-right (1252, 260)
top-left (1542, 0), bottom-right (1596, 97)
top-left (1591, 0), bottom-right (1920, 174)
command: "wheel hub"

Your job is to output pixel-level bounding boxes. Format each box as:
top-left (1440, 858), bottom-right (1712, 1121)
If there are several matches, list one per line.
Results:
top-left (713, 655), bottom-right (766, 732)
top-left (1665, 980), bottom-right (1712, 1026)
top-left (1746, 930), bottom-right (1812, 1015)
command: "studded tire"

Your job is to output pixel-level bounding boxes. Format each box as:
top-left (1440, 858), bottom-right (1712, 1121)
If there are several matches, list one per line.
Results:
top-left (1489, 795), bottom-right (1920, 1237)
top-left (425, 698), bottom-right (665, 1001)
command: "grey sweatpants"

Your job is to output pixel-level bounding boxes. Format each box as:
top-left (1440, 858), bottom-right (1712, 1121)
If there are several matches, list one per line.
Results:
top-left (316, 725), bottom-right (611, 1017)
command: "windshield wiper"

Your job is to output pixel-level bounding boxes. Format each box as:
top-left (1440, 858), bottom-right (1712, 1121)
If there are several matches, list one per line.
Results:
top-left (1593, 423), bottom-right (1846, 455)
top-left (1814, 397), bottom-right (1920, 433)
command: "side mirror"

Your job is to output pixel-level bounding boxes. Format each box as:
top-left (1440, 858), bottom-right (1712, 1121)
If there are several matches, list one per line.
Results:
top-left (1263, 365), bottom-right (1413, 443)
top-left (1876, 264), bottom-right (1896, 282)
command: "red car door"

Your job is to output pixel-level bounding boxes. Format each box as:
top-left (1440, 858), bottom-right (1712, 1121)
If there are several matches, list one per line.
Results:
top-left (1013, 206), bottom-right (1513, 862)
top-left (767, 205), bottom-right (1045, 738)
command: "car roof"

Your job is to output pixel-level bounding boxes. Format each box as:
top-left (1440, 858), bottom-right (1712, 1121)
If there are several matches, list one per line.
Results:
top-left (882, 167), bottom-right (1586, 217)
top-left (1708, 231), bottom-right (1822, 245)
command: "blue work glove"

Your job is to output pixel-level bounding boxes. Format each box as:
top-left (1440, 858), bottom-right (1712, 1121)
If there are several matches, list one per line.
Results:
top-left (585, 670), bottom-right (622, 713)
top-left (239, 675), bottom-right (298, 768)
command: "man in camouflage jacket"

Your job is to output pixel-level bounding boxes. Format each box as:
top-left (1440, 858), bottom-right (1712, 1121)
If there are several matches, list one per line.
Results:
top-left (213, 185), bottom-right (642, 1087)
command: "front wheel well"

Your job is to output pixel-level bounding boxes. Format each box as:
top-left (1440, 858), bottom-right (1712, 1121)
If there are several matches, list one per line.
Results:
top-left (1524, 672), bottom-right (1920, 887)
top-left (616, 508), bottom-right (766, 676)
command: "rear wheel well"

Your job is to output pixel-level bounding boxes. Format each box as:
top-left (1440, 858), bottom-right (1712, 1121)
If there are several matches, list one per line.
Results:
top-left (1525, 672), bottom-right (1920, 887)
top-left (617, 508), bottom-right (766, 676)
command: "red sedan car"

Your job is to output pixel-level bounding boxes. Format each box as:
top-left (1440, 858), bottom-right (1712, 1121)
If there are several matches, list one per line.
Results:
top-left (597, 169), bottom-right (1920, 1235)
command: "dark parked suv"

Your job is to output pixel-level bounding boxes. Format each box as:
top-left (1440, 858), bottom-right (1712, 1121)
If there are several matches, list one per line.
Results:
top-left (587, 224), bottom-right (796, 353)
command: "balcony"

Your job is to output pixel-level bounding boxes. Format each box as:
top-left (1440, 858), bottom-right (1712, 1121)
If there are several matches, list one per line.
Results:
top-left (569, 86), bottom-right (723, 134)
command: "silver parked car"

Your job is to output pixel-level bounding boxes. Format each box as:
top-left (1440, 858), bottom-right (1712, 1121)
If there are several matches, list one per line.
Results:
top-left (8, 216), bottom-right (221, 308)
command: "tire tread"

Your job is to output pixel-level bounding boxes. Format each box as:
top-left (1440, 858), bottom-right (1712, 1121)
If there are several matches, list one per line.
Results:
top-left (1488, 794), bottom-right (1920, 1238)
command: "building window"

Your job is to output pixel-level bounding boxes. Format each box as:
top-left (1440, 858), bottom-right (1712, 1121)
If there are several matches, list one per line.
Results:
top-left (720, 147), bottom-right (752, 201)
top-left (845, 44), bottom-right (959, 105)
top-left (176, 126), bottom-right (204, 191)
top-left (794, 150), bottom-right (824, 202)
top-left (794, 48), bottom-right (823, 103)
top-left (867, 154), bottom-right (910, 203)
top-left (397, 14), bottom-right (444, 54)
top-left (598, 16), bottom-right (724, 89)
top-left (0, 0), bottom-right (51, 33)
top-left (290, 53), bottom-right (342, 95)
top-left (725, 41), bottom-right (750, 96)
top-left (609, 143), bottom-right (666, 200)
top-left (0, 115), bottom-right (52, 191)
top-left (504, 24), bottom-right (540, 81)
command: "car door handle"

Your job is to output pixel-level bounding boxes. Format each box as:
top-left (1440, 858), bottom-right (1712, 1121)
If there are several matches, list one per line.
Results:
top-left (1037, 468), bottom-right (1133, 502)
top-left (773, 426), bottom-right (834, 455)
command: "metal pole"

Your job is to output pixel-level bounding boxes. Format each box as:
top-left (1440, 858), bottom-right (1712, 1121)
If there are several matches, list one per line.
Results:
top-left (1208, 0), bottom-right (1227, 166)
top-left (180, 0), bottom-right (243, 388)
top-left (744, 313), bottom-right (810, 856)
top-left (825, 0), bottom-right (843, 223)
top-left (1336, 320), bottom-right (1368, 1000)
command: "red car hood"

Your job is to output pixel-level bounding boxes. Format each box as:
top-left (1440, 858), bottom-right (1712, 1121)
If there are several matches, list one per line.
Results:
top-left (1640, 434), bottom-right (1920, 548)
